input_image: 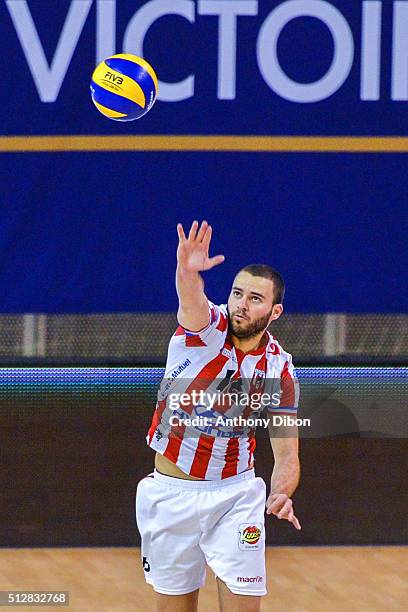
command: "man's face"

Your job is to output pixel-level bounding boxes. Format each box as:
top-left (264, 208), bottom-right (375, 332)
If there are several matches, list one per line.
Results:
top-left (227, 271), bottom-right (283, 339)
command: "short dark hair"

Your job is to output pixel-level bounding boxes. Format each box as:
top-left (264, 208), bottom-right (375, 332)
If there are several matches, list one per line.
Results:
top-left (239, 264), bottom-right (285, 305)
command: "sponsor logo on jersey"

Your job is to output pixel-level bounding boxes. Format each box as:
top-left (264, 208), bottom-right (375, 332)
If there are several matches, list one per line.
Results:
top-left (238, 523), bottom-right (262, 550)
top-left (174, 406), bottom-right (244, 438)
top-left (160, 358), bottom-right (192, 395)
top-left (193, 404), bottom-right (221, 422)
top-left (171, 358), bottom-right (191, 379)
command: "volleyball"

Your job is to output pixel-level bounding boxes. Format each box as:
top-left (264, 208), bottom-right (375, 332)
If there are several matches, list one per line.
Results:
top-left (90, 54), bottom-right (158, 122)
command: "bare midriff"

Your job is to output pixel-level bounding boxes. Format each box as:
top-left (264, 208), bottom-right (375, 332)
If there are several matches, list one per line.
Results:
top-left (155, 452), bottom-right (254, 480)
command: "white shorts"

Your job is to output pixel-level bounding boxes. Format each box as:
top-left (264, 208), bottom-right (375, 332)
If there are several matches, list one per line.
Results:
top-left (135, 468), bottom-right (267, 597)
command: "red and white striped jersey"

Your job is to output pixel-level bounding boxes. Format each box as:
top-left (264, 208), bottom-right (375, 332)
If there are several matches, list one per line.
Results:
top-left (147, 301), bottom-right (299, 480)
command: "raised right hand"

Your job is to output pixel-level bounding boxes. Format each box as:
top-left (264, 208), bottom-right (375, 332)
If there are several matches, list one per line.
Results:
top-left (177, 220), bottom-right (225, 272)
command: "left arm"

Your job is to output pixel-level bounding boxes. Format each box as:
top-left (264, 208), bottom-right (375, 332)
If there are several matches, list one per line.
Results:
top-left (266, 425), bottom-right (301, 530)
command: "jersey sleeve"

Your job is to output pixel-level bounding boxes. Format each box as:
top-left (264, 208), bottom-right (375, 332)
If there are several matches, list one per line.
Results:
top-left (266, 354), bottom-right (299, 416)
top-left (174, 301), bottom-right (228, 347)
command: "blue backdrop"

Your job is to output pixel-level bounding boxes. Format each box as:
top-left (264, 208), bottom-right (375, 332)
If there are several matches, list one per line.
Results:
top-left (1, 0), bottom-right (406, 312)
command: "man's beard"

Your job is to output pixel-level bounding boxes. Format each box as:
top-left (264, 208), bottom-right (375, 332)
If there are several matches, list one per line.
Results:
top-left (227, 307), bottom-right (273, 340)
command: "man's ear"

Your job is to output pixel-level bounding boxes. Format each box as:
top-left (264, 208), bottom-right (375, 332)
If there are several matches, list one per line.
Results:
top-left (270, 303), bottom-right (283, 323)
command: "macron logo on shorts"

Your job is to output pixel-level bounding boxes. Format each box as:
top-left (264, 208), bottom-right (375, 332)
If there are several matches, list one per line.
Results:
top-left (142, 557), bottom-right (150, 572)
top-left (237, 576), bottom-right (263, 583)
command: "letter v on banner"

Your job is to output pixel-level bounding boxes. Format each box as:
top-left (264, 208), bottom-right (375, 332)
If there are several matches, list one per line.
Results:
top-left (5, 0), bottom-right (93, 102)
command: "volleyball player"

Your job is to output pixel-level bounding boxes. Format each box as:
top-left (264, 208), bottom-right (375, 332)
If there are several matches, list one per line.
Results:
top-left (136, 221), bottom-right (300, 612)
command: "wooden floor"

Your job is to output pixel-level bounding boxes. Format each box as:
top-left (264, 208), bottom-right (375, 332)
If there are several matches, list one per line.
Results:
top-left (0, 547), bottom-right (406, 611)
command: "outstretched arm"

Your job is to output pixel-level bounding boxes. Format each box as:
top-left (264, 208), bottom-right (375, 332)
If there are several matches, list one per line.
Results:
top-left (176, 220), bottom-right (225, 332)
top-left (266, 428), bottom-right (301, 530)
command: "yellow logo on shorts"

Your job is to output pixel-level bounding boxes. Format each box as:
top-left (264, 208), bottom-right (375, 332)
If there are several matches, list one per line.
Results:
top-left (240, 525), bottom-right (261, 545)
